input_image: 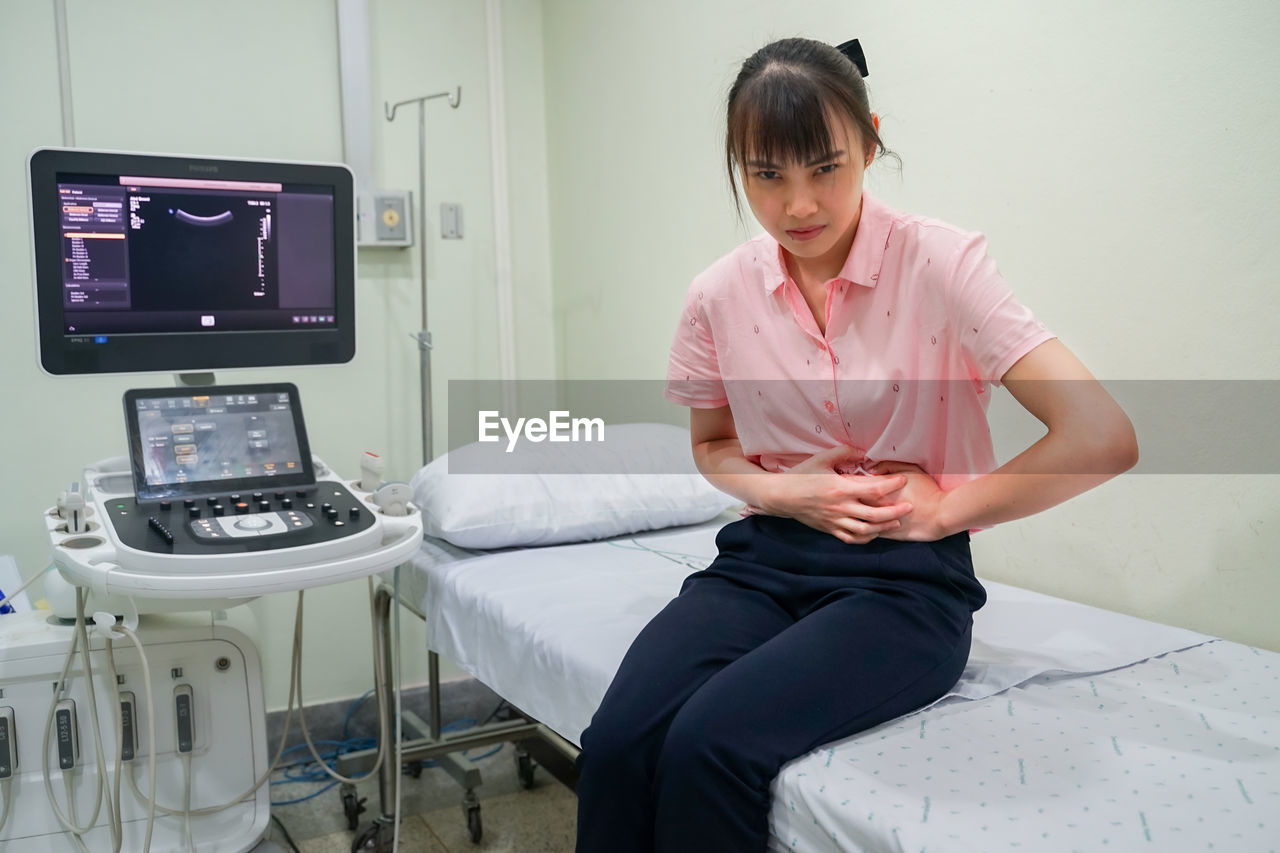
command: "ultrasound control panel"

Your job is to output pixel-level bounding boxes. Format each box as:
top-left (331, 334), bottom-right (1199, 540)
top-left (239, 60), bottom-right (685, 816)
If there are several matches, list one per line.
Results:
top-left (108, 481), bottom-right (375, 556)
top-left (47, 357), bottom-right (422, 607)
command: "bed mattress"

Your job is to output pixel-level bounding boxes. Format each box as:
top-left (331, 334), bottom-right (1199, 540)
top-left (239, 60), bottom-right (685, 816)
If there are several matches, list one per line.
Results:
top-left (769, 639), bottom-right (1280, 852)
top-left (394, 519), bottom-right (1280, 851)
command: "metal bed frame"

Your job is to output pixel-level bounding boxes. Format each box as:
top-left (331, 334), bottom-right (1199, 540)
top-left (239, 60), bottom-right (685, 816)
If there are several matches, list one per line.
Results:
top-left (334, 581), bottom-right (581, 849)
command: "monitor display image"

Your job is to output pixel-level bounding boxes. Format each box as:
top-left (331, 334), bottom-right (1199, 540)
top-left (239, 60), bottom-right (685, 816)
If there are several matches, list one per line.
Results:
top-left (29, 148), bottom-right (355, 375)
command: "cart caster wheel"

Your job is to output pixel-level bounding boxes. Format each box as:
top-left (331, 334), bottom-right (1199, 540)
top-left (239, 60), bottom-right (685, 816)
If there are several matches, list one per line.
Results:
top-left (350, 820), bottom-right (389, 851)
top-left (341, 782), bottom-right (367, 831)
top-left (516, 751), bottom-right (537, 789)
top-left (407, 759), bottom-right (424, 779)
top-left (462, 789), bottom-right (482, 843)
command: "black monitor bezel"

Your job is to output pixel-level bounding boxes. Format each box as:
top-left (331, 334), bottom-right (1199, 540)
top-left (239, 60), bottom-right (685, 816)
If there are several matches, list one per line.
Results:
top-left (124, 382), bottom-right (316, 501)
top-left (29, 147), bottom-right (356, 376)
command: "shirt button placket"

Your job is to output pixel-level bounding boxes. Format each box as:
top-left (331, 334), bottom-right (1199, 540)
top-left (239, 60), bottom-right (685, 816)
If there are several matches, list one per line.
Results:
top-left (826, 343), bottom-right (854, 443)
top-left (820, 341), bottom-right (836, 437)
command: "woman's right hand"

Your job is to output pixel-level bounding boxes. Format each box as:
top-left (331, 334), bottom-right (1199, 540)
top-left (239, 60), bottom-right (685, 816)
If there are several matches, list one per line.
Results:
top-left (756, 445), bottom-right (913, 544)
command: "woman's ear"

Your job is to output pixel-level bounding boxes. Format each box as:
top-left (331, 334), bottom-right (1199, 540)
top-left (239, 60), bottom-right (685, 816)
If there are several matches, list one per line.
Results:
top-left (866, 113), bottom-right (882, 166)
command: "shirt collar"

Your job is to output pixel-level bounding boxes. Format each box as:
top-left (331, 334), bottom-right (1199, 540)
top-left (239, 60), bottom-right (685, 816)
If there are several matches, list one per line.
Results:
top-left (762, 192), bottom-right (893, 294)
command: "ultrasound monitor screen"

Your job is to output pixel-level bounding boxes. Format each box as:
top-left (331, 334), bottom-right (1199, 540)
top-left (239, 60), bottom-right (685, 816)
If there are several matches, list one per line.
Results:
top-left (58, 176), bottom-right (329, 328)
top-left (30, 149), bottom-right (355, 375)
top-left (125, 384), bottom-right (315, 501)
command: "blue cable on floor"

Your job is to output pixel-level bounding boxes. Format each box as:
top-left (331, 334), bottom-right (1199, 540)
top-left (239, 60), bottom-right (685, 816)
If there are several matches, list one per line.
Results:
top-left (271, 692), bottom-right (505, 806)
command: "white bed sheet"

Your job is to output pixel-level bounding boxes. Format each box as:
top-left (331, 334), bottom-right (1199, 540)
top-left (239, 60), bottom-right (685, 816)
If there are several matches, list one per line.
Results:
top-left (392, 520), bottom-right (1280, 851)
top-left (398, 517), bottom-right (1210, 746)
top-left (769, 639), bottom-right (1280, 853)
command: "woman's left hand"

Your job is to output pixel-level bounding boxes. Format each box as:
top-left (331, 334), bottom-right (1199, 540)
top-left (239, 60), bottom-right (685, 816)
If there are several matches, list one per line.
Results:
top-left (862, 461), bottom-right (952, 541)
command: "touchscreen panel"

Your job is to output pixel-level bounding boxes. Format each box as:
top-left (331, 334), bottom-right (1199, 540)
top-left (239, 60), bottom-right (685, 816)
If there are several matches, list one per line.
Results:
top-left (125, 384), bottom-right (314, 500)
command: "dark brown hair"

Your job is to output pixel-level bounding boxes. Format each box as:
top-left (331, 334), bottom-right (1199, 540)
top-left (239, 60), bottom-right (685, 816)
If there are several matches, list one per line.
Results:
top-left (725, 37), bottom-right (892, 212)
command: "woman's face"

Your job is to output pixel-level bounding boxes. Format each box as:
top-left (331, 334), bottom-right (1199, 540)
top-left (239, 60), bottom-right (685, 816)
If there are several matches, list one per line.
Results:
top-left (741, 110), bottom-right (871, 281)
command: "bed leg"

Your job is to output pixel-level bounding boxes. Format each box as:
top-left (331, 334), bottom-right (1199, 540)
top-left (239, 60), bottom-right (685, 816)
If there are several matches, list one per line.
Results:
top-left (429, 649), bottom-right (442, 741)
top-left (373, 584), bottom-right (398, 823)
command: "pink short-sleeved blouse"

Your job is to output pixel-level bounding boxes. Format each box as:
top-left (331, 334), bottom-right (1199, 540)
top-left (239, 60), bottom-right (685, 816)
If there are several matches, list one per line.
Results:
top-left (664, 193), bottom-right (1056, 491)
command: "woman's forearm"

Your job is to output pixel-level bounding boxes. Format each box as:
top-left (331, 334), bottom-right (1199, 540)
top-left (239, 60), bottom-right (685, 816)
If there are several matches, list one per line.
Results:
top-left (692, 437), bottom-right (777, 510)
top-left (936, 417), bottom-right (1138, 535)
top-left (931, 338), bottom-right (1139, 536)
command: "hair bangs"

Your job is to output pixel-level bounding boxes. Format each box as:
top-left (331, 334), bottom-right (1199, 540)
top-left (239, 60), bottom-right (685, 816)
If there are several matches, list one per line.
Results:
top-left (731, 66), bottom-right (839, 171)
top-left (724, 38), bottom-right (894, 216)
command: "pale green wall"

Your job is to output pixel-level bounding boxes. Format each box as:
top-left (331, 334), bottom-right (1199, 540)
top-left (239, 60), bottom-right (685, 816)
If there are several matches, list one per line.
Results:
top-left (4, 0), bottom-right (1278, 727)
top-left (540, 0), bottom-right (1280, 650)
top-left (0, 0), bottom-right (555, 709)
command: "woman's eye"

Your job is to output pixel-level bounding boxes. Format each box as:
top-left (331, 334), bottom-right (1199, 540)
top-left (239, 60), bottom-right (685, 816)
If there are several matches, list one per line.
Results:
top-left (815, 163), bottom-right (839, 175)
top-left (755, 170), bottom-right (779, 180)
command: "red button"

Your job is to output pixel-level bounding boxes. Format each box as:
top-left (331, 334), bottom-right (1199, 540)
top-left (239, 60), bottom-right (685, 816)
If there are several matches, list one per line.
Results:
top-left (824, 400), bottom-right (836, 413)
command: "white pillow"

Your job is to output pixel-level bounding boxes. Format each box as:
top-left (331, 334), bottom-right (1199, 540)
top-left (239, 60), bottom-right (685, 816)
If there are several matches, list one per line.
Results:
top-left (411, 423), bottom-right (740, 549)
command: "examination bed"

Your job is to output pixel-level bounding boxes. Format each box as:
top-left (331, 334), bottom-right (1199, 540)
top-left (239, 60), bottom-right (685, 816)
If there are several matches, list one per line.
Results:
top-left (350, 425), bottom-right (1280, 850)
top-left (397, 518), bottom-right (1279, 851)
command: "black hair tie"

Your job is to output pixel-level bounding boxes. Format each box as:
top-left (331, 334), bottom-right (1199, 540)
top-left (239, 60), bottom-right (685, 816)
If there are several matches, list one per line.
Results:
top-left (835, 39), bottom-right (869, 77)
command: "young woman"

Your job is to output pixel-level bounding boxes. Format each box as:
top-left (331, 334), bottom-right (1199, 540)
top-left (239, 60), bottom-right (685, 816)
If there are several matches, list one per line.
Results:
top-left (575, 37), bottom-right (1137, 853)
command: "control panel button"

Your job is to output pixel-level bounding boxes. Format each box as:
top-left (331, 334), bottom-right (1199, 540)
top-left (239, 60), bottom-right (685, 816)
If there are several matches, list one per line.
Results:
top-left (188, 507), bottom-right (201, 519)
top-left (189, 509), bottom-right (313, 540)
top-left (280, 498), bottom-right (293, 509)
top-left (282, 511), bottom-right (312, 531)
top-left (258, 500), bottom-right (271, 512)
top-left (235, 502), bottom-right (250, 515)
top-left (212, 504), bottom-right (225, 517)
top-left (159, 500), bottom-right (172, 512)
top-left (147, 516), bottom-right (175, 545)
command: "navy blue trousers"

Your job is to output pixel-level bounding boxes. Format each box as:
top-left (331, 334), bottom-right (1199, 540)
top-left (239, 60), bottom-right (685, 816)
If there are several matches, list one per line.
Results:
top-left (575, 515), bottom-right (986, 853)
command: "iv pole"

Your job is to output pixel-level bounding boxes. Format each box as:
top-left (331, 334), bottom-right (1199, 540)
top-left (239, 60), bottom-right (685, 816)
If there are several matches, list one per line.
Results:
top-left (365, 89), bottom-right (464, 852)
top-left (385, 87), bottom-right (461, 466)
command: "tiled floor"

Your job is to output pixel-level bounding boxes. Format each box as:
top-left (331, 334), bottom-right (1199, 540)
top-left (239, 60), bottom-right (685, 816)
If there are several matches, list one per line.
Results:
top-left (263, 742), bottom-right (577, 852)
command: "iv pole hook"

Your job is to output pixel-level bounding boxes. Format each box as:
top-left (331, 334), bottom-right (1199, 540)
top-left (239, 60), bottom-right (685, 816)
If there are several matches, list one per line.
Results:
top-left (384, 87), bottom-right (461, 121)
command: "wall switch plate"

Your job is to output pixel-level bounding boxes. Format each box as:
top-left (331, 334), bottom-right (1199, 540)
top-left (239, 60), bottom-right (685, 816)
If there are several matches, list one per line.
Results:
top-left (441, 203), bottom-right (463, 239)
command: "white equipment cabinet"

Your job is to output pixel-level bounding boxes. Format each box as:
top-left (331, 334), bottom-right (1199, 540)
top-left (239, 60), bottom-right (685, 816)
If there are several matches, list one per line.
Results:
top-left (0, 610), bottom-right (269, 852)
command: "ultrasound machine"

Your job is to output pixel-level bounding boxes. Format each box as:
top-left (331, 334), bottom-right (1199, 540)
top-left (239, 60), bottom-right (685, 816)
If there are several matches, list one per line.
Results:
top-left (0, 148), bottom-right (421, 852)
